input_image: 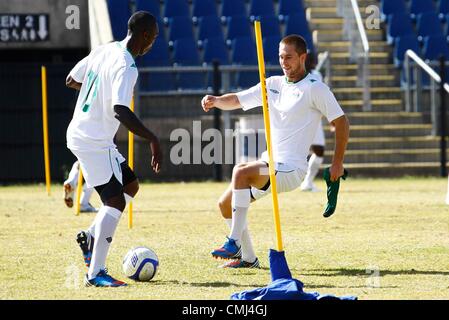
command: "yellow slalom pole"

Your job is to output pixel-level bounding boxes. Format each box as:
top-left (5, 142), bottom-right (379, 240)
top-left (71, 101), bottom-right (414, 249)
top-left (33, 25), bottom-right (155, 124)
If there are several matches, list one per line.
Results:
top-left (254, 21), bottom-right (283, 252)
top-left (41, 66), bottom-right (51, 196)
top-left (128, 97), bottom-right (135, 229)
top-left (75, 168), bottom-right (83, 216)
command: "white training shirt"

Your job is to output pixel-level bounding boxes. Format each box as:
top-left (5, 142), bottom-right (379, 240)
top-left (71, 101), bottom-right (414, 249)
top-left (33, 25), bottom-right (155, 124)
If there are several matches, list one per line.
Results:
top-left (236, 73), bottom-right (344, 171)
top-left (66, 39), bottom-right (138, 151)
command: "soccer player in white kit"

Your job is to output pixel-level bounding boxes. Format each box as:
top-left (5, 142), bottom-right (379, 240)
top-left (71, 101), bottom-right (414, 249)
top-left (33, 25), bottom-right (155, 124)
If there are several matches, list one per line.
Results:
top-left (201, 35), bottom-right (349, 268)
top-left (65, 11), bottom-right (162, 287)
top-left (63, 161), bottom-right (97, 212)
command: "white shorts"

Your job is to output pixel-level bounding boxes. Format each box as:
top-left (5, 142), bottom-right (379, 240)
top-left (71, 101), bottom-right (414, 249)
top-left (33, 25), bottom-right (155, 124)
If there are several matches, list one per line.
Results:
top-left (312, 120), bottom-right (325, 147)
top-left (70, 148), bottom-right (126, 188)
top-left (250, 156), bottom-right (306, 201)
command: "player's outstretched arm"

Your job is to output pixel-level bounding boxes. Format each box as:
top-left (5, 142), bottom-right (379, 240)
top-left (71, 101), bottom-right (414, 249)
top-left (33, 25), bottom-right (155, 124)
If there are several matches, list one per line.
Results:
top-left (66, 76), bottom-right (82, 91)
top-left (201, 93), bottom-right (242, 112)
top-left (329, 115), bottom-right (350, 181)
top-left (114, 105), bottom-right (162, 173)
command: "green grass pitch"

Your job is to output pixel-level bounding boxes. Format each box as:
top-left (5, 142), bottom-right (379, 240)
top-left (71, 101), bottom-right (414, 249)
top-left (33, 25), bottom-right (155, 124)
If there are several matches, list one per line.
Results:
top-left (1, 177), bottom-right (448, 300)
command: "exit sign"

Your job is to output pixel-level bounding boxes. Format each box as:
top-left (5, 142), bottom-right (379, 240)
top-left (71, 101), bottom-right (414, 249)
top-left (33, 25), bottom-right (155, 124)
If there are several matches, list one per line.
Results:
top-left (0, 14), bottom-right (49, 42)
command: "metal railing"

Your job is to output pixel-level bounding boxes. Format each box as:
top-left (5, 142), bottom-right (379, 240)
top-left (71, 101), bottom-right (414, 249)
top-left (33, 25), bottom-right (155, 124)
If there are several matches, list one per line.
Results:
top-left (316, 51), bottom-right (331, 85)
top-left (337, 0), bottom-right (371, 111)
top-left (403, 50), bottom-right (449, 176)
top-left (404, 50), bottom-right (449, 135)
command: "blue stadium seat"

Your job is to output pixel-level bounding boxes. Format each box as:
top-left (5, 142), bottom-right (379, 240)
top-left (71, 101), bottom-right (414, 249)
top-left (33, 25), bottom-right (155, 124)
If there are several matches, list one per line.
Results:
top-left (410, 0), bottom-right (436, 20)
top-left (135, 0), bottom-right (160, 18)
top-left (203, 37), bottom-right (229, 65)
top-left (279, 0), bottom-right (305, 17)
top-left (423, 34), bottom-right (449, 61)
top-left (173, 38), bottom-right (206, 89)
top-left (198, 15), bottom-right (225, 44)
top-left (263, 36), bottom-right (283, 76)
top-left (259, 15), bottom-right (281, 38)
top-left (139, 38), bottom-right (176, 91)
top-left (163, 0), bottom-right (190, 22)
top-left (226, 15), bottom-right (252, 43)
top-left (416, 11), bottom-right (444, 40)
top-left (173, 38), bottom-right (200, 64)
top-left (107, 0), bottom-right (131, 40)
top-left (284, 13), bottom-right (314, 52)
top-left (192, 0), bottom-right (218, 22)
top-left (231, 37), bottom-right (259, 88)
top-left (386, 12), bottom-right (415, 45)
top-left (394, 34), bottom-right (420, 68)
top-left (231, 37), bottom-right (257, 64)
top-left (203, 37), bottom-right (229, 89)
top-left (221, 0), bottom-right (247, 22)
top-left (380, 0), bottom-right (406, 21)
top-left (249, 0), bottom-right (275, 21)
top-left (439, 0), bottom-right (449, 21)
top-left (168, 16), bottom-right (195, 42)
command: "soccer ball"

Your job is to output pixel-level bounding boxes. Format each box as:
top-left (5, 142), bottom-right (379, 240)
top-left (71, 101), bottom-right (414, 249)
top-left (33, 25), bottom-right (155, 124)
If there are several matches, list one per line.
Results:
top-left (122, 247), bottom-right (159, 281)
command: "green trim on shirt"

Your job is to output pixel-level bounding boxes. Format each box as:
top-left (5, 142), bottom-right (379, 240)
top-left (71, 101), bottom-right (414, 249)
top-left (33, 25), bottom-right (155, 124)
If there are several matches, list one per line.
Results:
top-left (116, 41), bottom-right (136, 64)
top-left (285, 72), bottom-right (309, 84)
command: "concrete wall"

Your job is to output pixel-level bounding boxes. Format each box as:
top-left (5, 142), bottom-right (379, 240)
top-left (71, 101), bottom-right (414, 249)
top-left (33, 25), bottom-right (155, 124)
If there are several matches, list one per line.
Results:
top-left (0, 0), bottom-right (89, 49)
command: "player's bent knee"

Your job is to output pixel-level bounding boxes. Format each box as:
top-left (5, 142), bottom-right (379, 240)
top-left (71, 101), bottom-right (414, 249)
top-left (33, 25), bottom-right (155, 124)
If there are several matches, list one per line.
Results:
top-left (105, 194), bottom-right (126, 212)
top-left (311, 145), bottom-right (325, 157)
top-left (232, 164), bottom-right (250, 183)
top-left (124, 179), bottom-right (139, 198)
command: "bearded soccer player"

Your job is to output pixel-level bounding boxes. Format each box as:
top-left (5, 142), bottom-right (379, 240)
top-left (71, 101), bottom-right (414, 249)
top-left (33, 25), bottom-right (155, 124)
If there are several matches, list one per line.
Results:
top-left (201, 35), bottom-right (349, 268)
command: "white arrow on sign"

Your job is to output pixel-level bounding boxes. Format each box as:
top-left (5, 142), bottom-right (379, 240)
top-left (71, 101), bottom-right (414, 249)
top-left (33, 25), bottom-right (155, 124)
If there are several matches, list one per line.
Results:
top-left (37, 15), bottom-right (47, 40)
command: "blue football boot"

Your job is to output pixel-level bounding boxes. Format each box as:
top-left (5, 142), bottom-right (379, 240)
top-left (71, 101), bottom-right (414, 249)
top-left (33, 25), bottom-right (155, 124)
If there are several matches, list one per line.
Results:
top-left (211, 237), bottom-right (242, 260)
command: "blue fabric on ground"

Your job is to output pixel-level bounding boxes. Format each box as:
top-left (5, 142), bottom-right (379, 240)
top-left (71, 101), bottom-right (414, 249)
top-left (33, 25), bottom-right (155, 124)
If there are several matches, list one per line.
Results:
top-left (230, 249), bottom-right (357, 300)
top-left (269, 249), bottom-right (292, 281)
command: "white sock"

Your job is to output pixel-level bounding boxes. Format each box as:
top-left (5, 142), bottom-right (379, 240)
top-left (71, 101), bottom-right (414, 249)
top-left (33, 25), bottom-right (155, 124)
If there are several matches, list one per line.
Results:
top-left (225, 218), bottom-right (256, 263)
top-left (87, 194), bottom-right (131, 236)
top-left (304, 154), bottom-right (323, 184)
top-left (80, 185), bottom-right (94, 207)
top-left (229, 189), bottom-right (250, 246)
top-left (64, 161), bottom-right (79, 187)
top-left (88, 206), bottom-right (122, 279)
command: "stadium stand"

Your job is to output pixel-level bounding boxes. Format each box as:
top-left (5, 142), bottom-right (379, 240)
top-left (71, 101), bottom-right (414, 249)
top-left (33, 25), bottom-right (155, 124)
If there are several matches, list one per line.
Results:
top-left (163, 0), bottom-right (190, 24)
top-left (226, 15), bottom-right (252, 44)
top-left (192, 0), bottom-right (218, 23)
top-left (284, 12), bottom-right (314, 52)
top-left (416, 11), bottom-right (444, 41)
top-left (168, 16), bottom-right (195, 42)
top-left (438, 0), bottom-right (449, 21)
top-left (259, 15), bottom-right (282, 39)
top-left (107, 0), bottom-right (131, 40)
top-left (249, 0), bottom-right (275, 21)
top-left (231, 36), bottom-right (259, 88)
top-left (221, 0), bottom-right (247, 22)
top-left (409, 0), bottom-right (436, 20)
top-left (135, 0), bottom-right (161, 18)
top-left (394, 34), bottom-right (420, 68)
top-left (279, 0), bottom-right (306, 19)
top-left (104, 0), bottom-right (317, 91)
top-left (386, 12), bottom-right (415, 45)
top-left (380, 0), bottom-right (407, 21)
top-left (173, 38), bottom-right (206, 89)
top-left (198, 15), bottom-right (225, 45)
top-left (423, 34), bottom-right (449, 61)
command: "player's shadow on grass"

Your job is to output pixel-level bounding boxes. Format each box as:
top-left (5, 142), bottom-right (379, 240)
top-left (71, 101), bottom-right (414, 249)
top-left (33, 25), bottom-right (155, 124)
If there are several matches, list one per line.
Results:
top-left (304, 268), bottom-right (449, 277)
top-left (151, 280), bottom-right (266, 288)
